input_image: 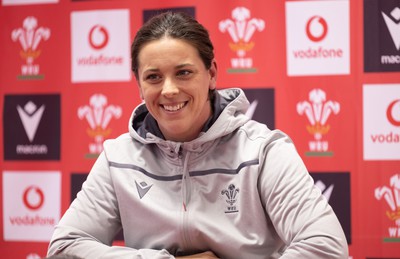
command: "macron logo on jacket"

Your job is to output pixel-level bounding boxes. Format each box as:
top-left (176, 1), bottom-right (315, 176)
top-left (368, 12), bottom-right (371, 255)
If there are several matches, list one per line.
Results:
top-left (135, 180), bottom-right (152, 199)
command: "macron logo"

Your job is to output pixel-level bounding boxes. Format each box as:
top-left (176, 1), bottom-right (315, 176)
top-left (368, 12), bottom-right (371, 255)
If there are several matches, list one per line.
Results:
top-left (135, 180), bottom-right (152, 199)
top-left (382, 7), bottom-right (400, 51)
top-left (17, 101), bottom-right (45, 142)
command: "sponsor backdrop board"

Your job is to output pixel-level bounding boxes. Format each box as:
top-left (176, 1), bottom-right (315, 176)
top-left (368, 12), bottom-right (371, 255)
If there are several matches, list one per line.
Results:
top-left (0, 0), bottom-right (399, 258)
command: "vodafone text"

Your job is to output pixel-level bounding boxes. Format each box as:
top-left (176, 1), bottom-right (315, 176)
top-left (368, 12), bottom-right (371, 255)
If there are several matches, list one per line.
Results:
top-left (293, 47), bottom-right (343, 59)
top-left (9, 215), bottom-right (55, 226)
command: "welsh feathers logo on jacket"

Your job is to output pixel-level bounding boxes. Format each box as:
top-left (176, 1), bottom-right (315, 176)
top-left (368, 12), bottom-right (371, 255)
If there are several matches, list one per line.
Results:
top-left (221, 184), bottom-right (240, 213)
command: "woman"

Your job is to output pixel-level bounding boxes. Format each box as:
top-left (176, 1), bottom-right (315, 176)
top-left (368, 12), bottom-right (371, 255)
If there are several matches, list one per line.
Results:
top-left (48, 12), bottom-right (348, 258)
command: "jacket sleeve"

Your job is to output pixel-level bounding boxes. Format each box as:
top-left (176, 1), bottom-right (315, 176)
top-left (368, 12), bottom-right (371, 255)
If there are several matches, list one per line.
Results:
top-left (47, 152), bottom-right (174, 259)
top-left (258, 131), bottom-right (349, 258)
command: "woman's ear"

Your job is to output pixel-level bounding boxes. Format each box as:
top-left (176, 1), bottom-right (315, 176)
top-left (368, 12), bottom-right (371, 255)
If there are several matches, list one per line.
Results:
top-left (209, 59), bottom-right (218, 90)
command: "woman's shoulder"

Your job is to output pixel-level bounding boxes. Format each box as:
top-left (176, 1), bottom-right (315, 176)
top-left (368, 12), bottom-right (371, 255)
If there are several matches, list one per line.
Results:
top-left (239, 120), bottom-right (293, 145)
top-left (102, 132), bottom-right (136, 154)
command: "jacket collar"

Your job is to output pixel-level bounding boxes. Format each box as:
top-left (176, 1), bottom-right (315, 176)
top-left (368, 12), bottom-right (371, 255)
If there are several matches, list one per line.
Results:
top-left (129, 88), bottom-right (249, 146)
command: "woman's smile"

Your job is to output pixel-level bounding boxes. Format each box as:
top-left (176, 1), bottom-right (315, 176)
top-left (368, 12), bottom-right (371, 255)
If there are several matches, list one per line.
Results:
top-left (161, 101), bottom-right (188, 112)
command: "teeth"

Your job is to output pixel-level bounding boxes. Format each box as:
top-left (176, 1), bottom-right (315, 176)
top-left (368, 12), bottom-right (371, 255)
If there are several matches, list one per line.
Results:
top-left (163, 102), bottom-right (185, 111)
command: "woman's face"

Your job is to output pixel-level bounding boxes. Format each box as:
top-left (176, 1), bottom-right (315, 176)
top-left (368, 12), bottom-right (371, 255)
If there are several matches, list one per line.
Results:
top-left (137, 37), bottom-right (217, 142)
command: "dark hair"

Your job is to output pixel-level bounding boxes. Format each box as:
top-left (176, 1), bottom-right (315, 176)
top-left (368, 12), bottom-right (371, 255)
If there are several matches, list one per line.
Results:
top-left (131, 12), bottom-right (214, 79)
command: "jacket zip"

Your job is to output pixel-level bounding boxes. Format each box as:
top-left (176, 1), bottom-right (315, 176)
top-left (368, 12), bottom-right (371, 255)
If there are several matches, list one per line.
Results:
top-left (180, 146), bottom-right (192, 250)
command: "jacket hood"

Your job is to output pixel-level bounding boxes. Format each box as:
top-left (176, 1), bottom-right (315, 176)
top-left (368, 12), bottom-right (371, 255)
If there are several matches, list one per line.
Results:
top-left (128, 88), bottom-right (250, 147)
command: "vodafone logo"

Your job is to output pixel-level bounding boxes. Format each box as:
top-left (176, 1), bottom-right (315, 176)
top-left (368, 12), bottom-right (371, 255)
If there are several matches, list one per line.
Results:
top-left (3, 171), bottom-right (61, 241)
top-left (88, 25), bottom-right (109, 50)
top-left (306, 16), bottom-right (328, 42)
top-left (286, 1), bottom-right (349, 76)
top-left (71, 9), bottom-right (131, 82)
top-left (387, 99), bottom-right (400, 127)
top-left (23, 186), bottom-right (44, 210)
top-left (363, 84), bottom-right (400, 160)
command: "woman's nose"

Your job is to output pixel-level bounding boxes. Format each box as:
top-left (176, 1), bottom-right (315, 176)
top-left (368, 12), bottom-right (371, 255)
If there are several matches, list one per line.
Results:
top-left (161, 78), bottom-right (179, 97)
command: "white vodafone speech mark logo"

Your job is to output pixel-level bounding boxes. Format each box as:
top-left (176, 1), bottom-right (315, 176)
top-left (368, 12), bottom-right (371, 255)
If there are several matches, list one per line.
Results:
top-left (306, 16), bottom-right (328, 42)
top-left (88, 25), bottom-right (109, 50)
top-left (23, 185), bottom-right (44, 210)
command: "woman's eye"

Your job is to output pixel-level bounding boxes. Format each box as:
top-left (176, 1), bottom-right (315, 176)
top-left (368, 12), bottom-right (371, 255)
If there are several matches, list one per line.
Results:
top-left (177, 70), bottom-right (192, 77)
top-left (145, 74), bottom-right (161, 81)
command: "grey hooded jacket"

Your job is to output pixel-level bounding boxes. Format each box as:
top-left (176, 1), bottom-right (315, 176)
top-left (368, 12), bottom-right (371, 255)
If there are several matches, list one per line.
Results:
top-left (48, 88), bottom-right (348, 258)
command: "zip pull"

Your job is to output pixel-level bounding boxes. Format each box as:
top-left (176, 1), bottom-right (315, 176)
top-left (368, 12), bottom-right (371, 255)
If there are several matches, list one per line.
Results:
top-left (178, 146), bottom-right (183, 159)
top-left (183, 202), bottom-right (187, 211)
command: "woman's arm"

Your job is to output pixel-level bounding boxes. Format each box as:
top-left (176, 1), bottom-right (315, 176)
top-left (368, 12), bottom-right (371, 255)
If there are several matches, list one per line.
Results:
top-left (259, 131), bottom-right (348, 258)
top-left (47, 152), bottom-right (174, 259)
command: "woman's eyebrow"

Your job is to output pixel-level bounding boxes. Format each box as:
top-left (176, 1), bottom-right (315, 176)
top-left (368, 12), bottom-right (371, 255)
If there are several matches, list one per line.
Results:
top-left (175, 63), bottom-right (195, 69)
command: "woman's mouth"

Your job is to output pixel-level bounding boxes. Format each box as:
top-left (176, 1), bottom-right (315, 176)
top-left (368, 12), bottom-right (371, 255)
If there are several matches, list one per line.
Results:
top-left (162, 102), bottom-right (187, 112)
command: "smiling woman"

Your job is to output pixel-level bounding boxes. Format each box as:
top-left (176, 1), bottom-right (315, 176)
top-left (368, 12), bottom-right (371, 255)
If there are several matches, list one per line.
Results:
top-left (47, 12), bottom-right (348, 259)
